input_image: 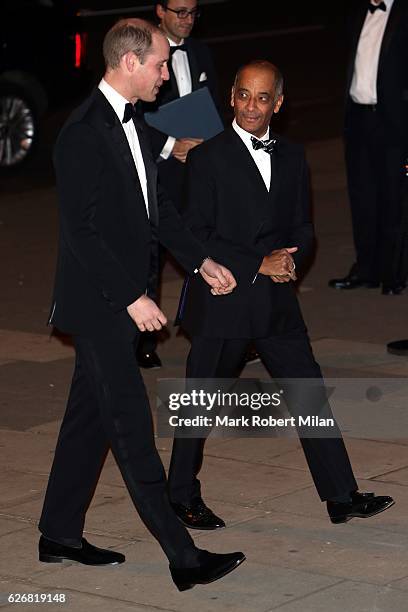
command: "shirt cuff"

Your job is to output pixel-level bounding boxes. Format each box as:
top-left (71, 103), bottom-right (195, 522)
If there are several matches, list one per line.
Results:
top-left (160, 136), bottom-right (176, 160)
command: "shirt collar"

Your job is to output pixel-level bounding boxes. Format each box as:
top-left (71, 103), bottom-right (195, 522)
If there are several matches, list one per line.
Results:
top-left (369, 0), bottom-right (394, 10)
top-left (168, 36), bottom-right (185, 47)
top-left (98, 78), bottom-right (131, 123)
top-left (232, 118), bottom-right (270, 149)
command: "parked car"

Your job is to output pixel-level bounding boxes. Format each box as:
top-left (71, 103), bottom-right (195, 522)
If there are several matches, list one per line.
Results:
top-left (0, 0), bottom-right (91, 172)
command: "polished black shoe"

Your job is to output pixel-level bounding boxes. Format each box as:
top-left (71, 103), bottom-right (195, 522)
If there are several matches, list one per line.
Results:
top-left (170, 550), bottom-right (245, 591)
top-left (382, 283), bottom-right (406, 295)
top-left (327, 491), bottom-right (395, 524)
top-left (137, 350), bottom-right (162, 369)
top-left (171, 499), bottom-right (226, 530)
top-left (328, 273), bottom-right (379, 290)
top-left (387, 339), bottom-right (408, 355)
top-left (38, 536), bottom-right (125, 565)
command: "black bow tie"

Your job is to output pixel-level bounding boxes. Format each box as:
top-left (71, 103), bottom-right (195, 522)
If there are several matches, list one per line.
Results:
top-left (122, 101), bottom-right (143, 124)
top-left (251, 136), bottom-right (277, 154)
top-left (368, 1), bottom-right (386, 13)
top-left (170, 43), bottom-right (187, 55)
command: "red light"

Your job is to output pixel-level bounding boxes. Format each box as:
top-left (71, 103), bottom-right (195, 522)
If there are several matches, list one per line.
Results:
top-left (74, 33), bottom-right (87, 69)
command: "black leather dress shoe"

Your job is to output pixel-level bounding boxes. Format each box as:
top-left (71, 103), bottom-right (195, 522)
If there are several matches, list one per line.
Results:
top-left (387, 339), bottom-right (408, 355)
top-left (137, 350), bottom-right (162, 369)
top-left (382, 283), bottom-right (406, 295)
top-left (327, 491), bottom-right (395, 524)
top-left (38, 536), bottom-right (125, 565)
top-left (171, 499), bottom-right (226, 530)
top-left (328, 273), bottom-right (379, 290)
top-left (170, 550), bottom-right (245, 591)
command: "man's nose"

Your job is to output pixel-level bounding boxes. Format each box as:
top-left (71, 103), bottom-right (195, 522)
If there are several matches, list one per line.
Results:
top-left (162, 64), bottom-right (170, 81)
top-left (246, 97), bottom-right (256, 111)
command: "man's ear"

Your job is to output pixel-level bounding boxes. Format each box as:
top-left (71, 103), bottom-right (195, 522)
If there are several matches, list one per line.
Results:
top-left (122, 51), bottom-right (139, 74)
top-left (273, 94), bottom-right (284, 114)
top-left (156, 3), bottom-right (165, 20)
top-left (230, 86), bottom-right (235, 108)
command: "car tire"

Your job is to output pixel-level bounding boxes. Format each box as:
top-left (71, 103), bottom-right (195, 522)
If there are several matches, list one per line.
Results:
top-left (0, 83), bottom-right (39, 172)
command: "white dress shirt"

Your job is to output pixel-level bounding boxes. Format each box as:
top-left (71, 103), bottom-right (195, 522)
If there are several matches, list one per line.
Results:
top-left (98, 78), bottom-right (149, 218)
top-left (349, 0), bottom-right (394, 104)
top-left (232, 119), bottom-right (271, 191)
top-left (160, 37), bottom-right (193, 160)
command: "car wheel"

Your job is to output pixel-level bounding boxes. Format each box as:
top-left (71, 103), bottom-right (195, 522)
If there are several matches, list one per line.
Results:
top-left (0, 84), bottom-right (38, 171)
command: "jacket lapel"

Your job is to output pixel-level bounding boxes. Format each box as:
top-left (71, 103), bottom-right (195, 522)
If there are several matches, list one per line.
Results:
top-left (378, 0), bottom-right (404, 81)
top-left (94, 89), bottom-right (152, 221)
top-left (135, 120), bottom-right (159, 227)
top-left (226, 128), bottom-right (271, 222)
top-left (185, 39), bottom-right (200, 91)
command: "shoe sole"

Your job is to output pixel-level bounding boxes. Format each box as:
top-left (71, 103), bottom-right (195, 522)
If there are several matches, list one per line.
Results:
top-left (330, 500), bottom-right (395, 524)
top-left (175, 555), bottom-right (246, 591)
top-left (39, 554), bottom-right (123, 565)
top-left (176, 516), bottom-right (226, 530)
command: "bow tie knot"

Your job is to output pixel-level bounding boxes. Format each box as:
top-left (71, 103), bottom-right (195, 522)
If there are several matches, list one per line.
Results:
top-left (251, 136), bottom-right (277, 154)
top-left (122, 102), bottom-right (143, 124)
top-left (368, 1), bottom-right (386, 13)
top-left (170, 43), bottom-right (187, 55)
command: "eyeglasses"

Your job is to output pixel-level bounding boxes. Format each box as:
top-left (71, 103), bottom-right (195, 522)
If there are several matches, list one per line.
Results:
top-left (165, 7), bottom-right (201, 19)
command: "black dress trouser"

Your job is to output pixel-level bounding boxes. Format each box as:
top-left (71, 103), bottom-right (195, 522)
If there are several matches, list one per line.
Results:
top-left (39, 315), bottom-right (198, 566)
top-left (168, 330), bottom-right (357, 505)
top-left (345, 101), bottom-right (406, 286)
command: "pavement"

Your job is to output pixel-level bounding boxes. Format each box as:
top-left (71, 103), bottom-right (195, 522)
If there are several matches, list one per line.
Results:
top-left (1, 137), bottom-right (408, 611)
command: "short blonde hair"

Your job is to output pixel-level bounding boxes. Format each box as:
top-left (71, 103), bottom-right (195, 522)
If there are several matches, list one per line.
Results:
top-left (103, 18), bottom-right (163, 69)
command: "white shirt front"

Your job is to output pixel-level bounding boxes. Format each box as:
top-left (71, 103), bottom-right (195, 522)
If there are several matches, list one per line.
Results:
top-left (160, 37), bottom-right (193, 160)
top-left (349, 0), bottom-right (394, 104)
top-left (98, 78), bottom-right (149, 217)
top-left (232, 119), bottom-right (271, 191)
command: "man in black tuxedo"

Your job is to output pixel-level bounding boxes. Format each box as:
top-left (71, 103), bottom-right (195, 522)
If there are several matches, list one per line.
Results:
top-left (168, 60), bottom-right (395, 530)
top-left (137, 0), bottom-right (219, 369)
top-left (329, 0), bottom-right (408, 295)
top-left (38, 18), bottom-right (245, 591)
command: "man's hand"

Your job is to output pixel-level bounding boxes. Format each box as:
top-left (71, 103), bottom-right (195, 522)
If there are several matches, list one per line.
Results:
top-left (200, 258), bottom-right (237, 295)
top-left (259, 247), bottom-right (298, 279)
top-left (127, 295), bottom-right (167, 332)
top-left (172, 138), bottom-right (204, 163)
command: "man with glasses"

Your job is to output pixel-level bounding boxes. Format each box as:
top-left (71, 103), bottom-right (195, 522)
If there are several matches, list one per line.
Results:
top-left (137, 0), bottom-right (219, 369)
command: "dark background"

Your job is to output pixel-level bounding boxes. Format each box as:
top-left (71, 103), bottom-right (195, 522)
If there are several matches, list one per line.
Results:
top-left (0, 0), bottom-right (353, 193)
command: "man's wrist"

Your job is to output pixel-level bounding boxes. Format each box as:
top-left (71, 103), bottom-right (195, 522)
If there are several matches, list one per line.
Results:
top-left (194, 256), bottom-right (212, 274)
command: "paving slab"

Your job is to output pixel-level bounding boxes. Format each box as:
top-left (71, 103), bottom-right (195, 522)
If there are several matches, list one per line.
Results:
top-left (0, 330), bottom-right (74, 363)
top-left (311, 339), bottom-right (404, 370)
top-left (258, 478), bottom-right (406, 533)
top-left (267, 580), bottom-right (408, 612)
top-left (196, 513), bottom-right (408, 585)
top-left (0, 580), bottom-right (152, 612)
top-left (0, 527), bottom-right (126, 581)
top-left (237, 438), bottom-right (408, 480)
top-left (30, 539), bottom-right (343, 612)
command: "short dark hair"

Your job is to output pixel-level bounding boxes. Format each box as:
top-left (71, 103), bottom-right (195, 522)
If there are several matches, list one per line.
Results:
top-left (103, 18), bottom-right (163, 69)
top-left (156, 0), bottom-right (169, 7)
top-left (234, 60), bottom-right (284, 102)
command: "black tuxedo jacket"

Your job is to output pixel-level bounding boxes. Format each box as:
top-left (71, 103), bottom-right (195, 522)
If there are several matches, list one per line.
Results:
top-left (345, 0), bottom-right (408, 140)
top-left (48, 88), bottom-right (205, 335)
top-left (180, 127), bottom-right (315, 339)
top-left (145, 37), bottom-right (219, 159)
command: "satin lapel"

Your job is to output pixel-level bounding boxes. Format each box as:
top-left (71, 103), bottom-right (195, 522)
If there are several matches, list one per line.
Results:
top-left (185, 40), bottom-right (200, 91)
top-left (94, 90), bottom-right (149, 218)
top-left (168, 58), bottom-right (180, 98)
top-left (134, 120), bottom-right (159, 226)
top-left (269, 145), bottom-right (280, 207)
top-left (378, 0), bottom-right (404, 78)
